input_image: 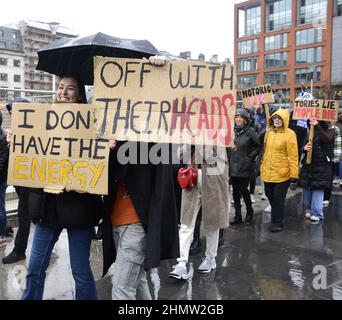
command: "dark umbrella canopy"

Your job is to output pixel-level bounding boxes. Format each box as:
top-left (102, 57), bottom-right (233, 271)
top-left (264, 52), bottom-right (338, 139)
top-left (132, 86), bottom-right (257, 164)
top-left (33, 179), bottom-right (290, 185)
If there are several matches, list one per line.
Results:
top-left (36, 32), bottom-right (159, 85)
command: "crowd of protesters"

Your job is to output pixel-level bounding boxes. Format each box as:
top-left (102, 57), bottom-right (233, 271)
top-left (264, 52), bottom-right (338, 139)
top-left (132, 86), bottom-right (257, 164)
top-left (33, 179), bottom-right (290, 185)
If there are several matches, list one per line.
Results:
top-left (0, 55), bottom-right (342, 300)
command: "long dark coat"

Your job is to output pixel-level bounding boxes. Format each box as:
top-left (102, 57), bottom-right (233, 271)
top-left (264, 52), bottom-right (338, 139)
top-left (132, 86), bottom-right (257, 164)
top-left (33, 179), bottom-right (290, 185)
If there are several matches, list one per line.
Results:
top-left (299, 123), bottom-right (335, 190)
top-left (102, 142), bottom-right (179, 277)
top-left (27, 189), bottom-right (102, 228)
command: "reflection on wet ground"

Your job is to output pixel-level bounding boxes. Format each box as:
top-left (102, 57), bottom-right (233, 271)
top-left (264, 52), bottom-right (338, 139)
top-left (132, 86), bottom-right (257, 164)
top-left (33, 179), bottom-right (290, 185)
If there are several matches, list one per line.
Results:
top-left (1, 187), bottom-right (342, 300)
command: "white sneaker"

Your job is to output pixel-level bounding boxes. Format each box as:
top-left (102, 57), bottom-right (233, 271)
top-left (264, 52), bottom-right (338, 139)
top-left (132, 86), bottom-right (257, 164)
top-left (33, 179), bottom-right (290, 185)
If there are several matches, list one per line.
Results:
top-left (333, 178), bottom-right (340, 185)
top-left (231, 199), bottom-right (234, 204)
top-left (197, 257), bottom-right (216, 274)
top-left (305, 210), bottom-right (311, 219)
top-left (310, 215), bottom-right (320, 222)
top-left (323, 200), bottom-right (329, 208)
top-left (250, 194), bottom-right (255, 204)
top-left (0, 237), bottom-right (6, 248)
top-left (264, 204), bottom-right (272, 213)
top-left (169, 263), bottom-right (190, 280)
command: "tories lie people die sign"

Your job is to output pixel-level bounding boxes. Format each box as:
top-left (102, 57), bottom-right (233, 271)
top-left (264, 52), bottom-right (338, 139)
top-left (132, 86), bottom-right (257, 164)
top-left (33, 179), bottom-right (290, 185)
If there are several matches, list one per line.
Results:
top-left (92, 57), bottom-right (236, 147)
top-left (292, 99), bottom-right (339, 122)
top-left (240, 84), bottom-right (275, 108)
top-left (7, 103), bottom-right (109, 195)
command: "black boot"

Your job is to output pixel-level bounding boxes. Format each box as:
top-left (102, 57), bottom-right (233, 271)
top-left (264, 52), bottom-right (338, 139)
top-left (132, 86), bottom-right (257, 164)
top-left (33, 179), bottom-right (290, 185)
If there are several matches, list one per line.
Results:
top-left (245, 208), bottom-right (254, 224)
top-left (230, 207), bottom-right (242, 225)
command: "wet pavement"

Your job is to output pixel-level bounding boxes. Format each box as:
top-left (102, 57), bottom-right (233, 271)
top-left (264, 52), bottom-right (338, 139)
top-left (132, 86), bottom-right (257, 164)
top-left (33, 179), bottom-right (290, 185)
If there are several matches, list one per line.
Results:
top-left (1, 185), bottom-right (342, 300)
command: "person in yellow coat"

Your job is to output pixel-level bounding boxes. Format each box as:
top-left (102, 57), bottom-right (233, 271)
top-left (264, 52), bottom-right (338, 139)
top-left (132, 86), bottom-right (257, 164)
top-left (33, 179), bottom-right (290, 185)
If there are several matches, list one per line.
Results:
top-left (260, 108), bottom-right (298, 232)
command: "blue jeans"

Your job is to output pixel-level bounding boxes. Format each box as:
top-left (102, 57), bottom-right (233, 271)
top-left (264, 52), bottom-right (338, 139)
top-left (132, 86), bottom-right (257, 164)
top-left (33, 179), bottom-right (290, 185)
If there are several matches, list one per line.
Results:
top-left (303, 188), bottom-right (324, 219)
top-left (22, 224), bottom-right (97, 300)
top-left (0, 183), bottom-right (7, 237)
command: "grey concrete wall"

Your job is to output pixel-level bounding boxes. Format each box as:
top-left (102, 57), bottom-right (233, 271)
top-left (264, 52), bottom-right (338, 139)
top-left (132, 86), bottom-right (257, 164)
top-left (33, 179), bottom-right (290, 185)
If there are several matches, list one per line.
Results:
top-left (332, 16), bottom-right (342, 85)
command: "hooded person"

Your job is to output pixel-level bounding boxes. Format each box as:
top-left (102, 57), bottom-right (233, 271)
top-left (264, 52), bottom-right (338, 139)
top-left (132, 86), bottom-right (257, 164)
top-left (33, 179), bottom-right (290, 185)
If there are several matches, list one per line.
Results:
top-left (260, 108), bottom-right (298, 232)
top-left (229, 108), bottom-right (262, 224)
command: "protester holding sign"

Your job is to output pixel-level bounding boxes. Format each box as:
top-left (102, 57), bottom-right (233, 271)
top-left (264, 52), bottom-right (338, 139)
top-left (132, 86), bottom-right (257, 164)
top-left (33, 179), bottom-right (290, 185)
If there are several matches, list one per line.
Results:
top-left (299, 119), bottom-right (335, 222)
top-left (229, 108), bottom-right (261, 225)
top-left (101, 56), bottom-right (180, 300)
top-left (260, 109), bottom-right (298, 232)
top-left (22, 77), bottom-right (102, 300)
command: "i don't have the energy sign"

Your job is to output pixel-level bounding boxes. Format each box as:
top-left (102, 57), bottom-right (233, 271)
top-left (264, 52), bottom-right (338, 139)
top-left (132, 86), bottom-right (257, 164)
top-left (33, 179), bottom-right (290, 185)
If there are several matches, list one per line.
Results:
top-left (8, 103), bottom-right (109, 195)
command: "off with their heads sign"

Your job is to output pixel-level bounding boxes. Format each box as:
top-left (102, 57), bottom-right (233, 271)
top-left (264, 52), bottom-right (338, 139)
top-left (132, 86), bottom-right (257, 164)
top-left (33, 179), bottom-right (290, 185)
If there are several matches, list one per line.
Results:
top-left (7, 103), bottom-right (109, 195)
top-left (240, 84), bottom-right (275, 108)
top-left (93, 57), bottom-right (236, 147)
top-left (292, 99), bottom-right (339, 122)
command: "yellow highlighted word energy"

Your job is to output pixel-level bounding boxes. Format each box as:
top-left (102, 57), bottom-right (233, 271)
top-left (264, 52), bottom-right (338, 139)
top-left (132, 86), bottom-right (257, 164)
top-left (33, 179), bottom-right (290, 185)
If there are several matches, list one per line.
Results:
top-left (13, 156), bottom-right (104, 189)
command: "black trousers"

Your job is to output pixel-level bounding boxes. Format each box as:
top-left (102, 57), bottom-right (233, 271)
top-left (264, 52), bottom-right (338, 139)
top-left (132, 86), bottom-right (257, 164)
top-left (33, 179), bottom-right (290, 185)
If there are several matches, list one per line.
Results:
top-left (264, 180), bottom-right (290, 226)
top-left (14, 187), bottom-right (30, 254)
top-left (231, 177), bottom-right (252, 213)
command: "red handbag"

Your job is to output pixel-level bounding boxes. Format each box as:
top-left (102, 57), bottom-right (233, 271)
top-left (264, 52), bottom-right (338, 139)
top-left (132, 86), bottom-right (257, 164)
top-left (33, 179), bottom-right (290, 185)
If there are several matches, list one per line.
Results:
top-left (177, 167), bottom-right (198, 190)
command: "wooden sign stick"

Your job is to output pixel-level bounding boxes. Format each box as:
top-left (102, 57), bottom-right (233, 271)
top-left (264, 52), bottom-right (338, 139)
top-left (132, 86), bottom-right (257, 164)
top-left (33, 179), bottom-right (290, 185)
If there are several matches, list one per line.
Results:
top-left (264, 103), bottom-right (270, 129)
top-left (306, 124), bottom-right (315, 165)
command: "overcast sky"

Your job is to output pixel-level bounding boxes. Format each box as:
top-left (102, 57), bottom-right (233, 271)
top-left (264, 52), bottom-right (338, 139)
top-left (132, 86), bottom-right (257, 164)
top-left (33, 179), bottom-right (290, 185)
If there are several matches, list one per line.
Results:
top-left (3, 0), bottom-right (243, 61)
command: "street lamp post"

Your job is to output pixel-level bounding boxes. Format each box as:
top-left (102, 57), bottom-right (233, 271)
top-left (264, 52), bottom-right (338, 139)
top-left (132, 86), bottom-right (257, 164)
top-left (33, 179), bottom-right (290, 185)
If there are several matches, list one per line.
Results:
top-left (309, 63), bottom-right (317, 98)
top-left (48, 22), bottom-right (60, 100)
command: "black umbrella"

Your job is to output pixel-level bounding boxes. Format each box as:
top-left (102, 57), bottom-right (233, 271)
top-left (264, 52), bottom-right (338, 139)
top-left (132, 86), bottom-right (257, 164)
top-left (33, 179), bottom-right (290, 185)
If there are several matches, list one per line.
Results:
top-left (36, 32), bottom-right (159, 85)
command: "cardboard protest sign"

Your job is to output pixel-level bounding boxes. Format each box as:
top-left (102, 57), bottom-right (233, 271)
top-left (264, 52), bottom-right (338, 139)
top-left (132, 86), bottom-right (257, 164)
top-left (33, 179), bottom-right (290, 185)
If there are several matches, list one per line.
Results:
top-left (292, 99), bottom-right (339, 122)
top-left (241, 84), bottom-right (274, 108)
top-left (7, 103), bottom-right (109, 195)
top-left (92, 57), bottom-right (236, 147)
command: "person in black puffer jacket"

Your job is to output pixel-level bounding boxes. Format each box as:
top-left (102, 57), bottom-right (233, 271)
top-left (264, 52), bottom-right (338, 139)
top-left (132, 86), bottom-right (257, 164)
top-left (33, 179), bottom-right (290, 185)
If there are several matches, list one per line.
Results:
top-left (299, 119), bottom-right (334, 222)
top-left (229, 108), bottom-right (262, 224)
top-left (0, 110), bottom-right (9, 246)
top-left (21, 77), bottom-right (102, 300)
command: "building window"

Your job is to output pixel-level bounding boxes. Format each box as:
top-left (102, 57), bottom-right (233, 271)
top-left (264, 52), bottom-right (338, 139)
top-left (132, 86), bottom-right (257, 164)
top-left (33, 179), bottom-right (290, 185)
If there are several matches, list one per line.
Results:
top-left (11, 43), bottom-right (20, 50)
top-left (265, 52), bottom-right (288, 68)
top-left (12, 33), bottom-right (17, 39)
top-left (13, 60), bottom-right (21, 67)
top-left (266, 0), bottom-right (292, 31)
top-left (264, 71), bottom-right (288, 85)
top-left (14, 75), bottom-right (21, 83)
top-left (337, 0), bottom-right (342, 16)
top-left (265, 33), bottom-right (288, 51)
top-left (0, 90), bottom-right (8, 100)
top-left (238, 39), bottom-right (258, 55)
top-left (0, 42), bottom-right (6, 49)
top-left (296, 67), bottom-right (322, 83)
top-left (237, 74), bottom-right (257, 89)
top-left (0, 58), bottom-right (7, 65)
top-left (239, 6), bottom-right (261, 37)
top-left (0, 73), bottom-right (8, 81)
top-left (298, 0), bottom-right (327, 25)
top-left (296, 47), bottom-right (322, 64)
top-left (0, 30), bottom-right (3, 37)
top-left (238, 57), bottom-right (258, 72)
top-left (246, 6), bottom-right (261, 35)
top-left (296, 28), bottom-right (322, 45)
top-left (14, 89), bottom-right (21, 98)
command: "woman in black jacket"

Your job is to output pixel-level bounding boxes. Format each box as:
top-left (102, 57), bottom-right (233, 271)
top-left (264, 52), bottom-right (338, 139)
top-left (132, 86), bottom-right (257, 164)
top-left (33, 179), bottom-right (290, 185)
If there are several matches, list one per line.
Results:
top-left (229, 108), bottom-right (261, 224)
top-left (299, 119), bottom-right (335, 222)
top-left (22, 77), bottom-right (102, 300)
